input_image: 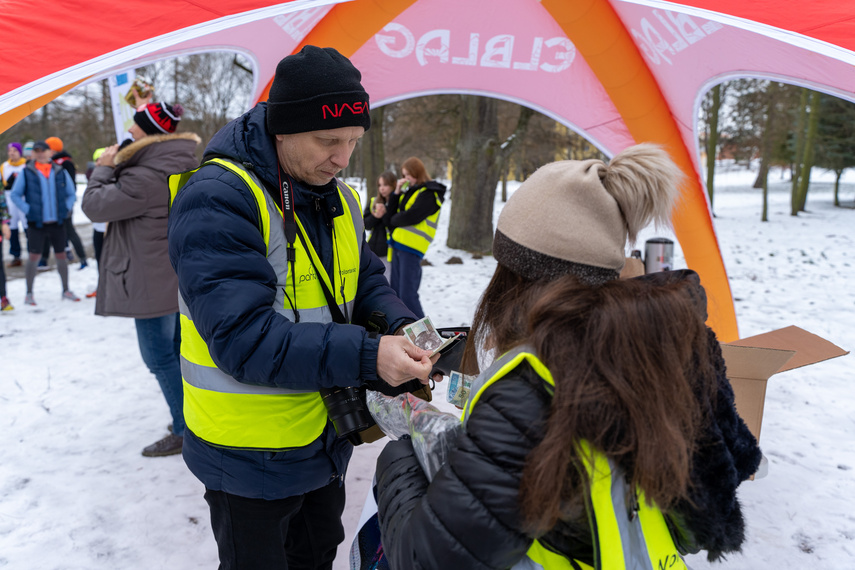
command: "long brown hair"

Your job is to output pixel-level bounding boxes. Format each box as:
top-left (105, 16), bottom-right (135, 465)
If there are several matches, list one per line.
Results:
top-left (376, 170), bottom-right (396, 205)
top-left (462, 265), bottom-right (717, 533)
top-left (401, 156), bottom-right (429, 184)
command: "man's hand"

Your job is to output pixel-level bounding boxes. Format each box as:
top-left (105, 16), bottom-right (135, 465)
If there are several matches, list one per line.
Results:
top-left (96, 144), bottom-right (120, 167)
top-left (377, 335), bottom-right (436, 387)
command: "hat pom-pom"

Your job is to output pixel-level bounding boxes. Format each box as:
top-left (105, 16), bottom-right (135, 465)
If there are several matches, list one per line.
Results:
top-left (171, 104), bottom-right (185, 118)
top-left (602, 143), bottom-right (683, 244)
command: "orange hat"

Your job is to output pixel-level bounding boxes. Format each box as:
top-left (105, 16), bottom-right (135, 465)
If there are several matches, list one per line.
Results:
top-left (45, 137), bottom-right (63, 152)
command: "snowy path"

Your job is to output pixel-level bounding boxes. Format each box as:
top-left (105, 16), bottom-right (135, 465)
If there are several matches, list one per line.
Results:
top-left (1, 168), bottom-right (853, 568)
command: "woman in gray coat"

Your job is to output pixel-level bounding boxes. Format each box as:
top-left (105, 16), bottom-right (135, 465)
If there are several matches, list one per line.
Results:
top-left (82, 102), bottom-right (200, 457)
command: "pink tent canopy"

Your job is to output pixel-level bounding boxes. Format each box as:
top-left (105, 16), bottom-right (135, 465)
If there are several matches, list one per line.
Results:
top-left (4, 0), bottom-right (854, 341)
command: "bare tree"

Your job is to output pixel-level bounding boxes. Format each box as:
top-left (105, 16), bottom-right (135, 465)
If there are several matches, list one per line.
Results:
top-left (447, 96), bottom-right (533, 253)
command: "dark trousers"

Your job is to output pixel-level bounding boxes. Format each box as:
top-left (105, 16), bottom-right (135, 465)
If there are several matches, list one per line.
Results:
top-left (9, 227), bottom-right (22, 259)
top-left (390, 248), bottom-right (424, 319)
top-left (42, 215), bottom-right (84, 260)
top-left (134, 313), bottom-right (184, 436)
top-left (205, 480), bottom-right (346, 570)
top-left (27, 223), bottom-right (66, 254)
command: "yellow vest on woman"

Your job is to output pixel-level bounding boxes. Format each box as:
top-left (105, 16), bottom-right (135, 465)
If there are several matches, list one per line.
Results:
top-left (169, 158), bottom-right (363, 450)
top-left (388, 184), bottom-right (441, 257)
top-left (463, 347), bottom-right (687, 570)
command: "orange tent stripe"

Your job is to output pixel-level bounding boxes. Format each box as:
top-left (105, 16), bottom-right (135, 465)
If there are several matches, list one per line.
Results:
top-left (543, 0), bottom-right (738, 341)
top-left (0, 80), bottom-right (84, 136)
top-left (257, 0), bottom-right (418, 103)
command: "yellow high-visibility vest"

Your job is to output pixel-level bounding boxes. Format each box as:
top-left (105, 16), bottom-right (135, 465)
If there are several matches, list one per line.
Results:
top-left (464, 347), bottom-right (687, 570)
top-left (388, 184), bottom-right (441, 257)
top-left (168, 158), bottom-right (363, 449)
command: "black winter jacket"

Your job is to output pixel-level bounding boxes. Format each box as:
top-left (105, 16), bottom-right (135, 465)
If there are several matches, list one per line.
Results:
top-left (364, 198), bottom-right (390, 259)
top-left (376, 270), bottom-right (761, 568)
top-left (384, 180), bottom-right (446, 256)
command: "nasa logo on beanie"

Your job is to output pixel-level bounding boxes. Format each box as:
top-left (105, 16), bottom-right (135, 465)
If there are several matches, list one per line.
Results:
top-left (266, 45), bottom-right (371, 135)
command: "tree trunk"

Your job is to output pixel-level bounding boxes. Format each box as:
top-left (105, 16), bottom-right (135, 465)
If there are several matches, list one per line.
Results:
top-left (706, 84), bottom-right (721, 208)
top-left (834, 169), bottom-right (842, 206)
top-left (795, 90), bottom-right (821, 213)
top-left (501, 157), bottom-right (508, 202)
top-left (790, 88), bottom-right (809, 215)
top-left (753, 160), bottom-right (768, 190)
top-left (447, 96), bottom-right (500, 253)
top-left (360, 107), bottom-right (386, 210)
top-left (759, 82), bottom-right (778, 222)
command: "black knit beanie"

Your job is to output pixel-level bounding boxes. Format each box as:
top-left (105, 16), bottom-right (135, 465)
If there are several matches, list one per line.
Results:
top-left (266, 45), bottom-right (371, 135)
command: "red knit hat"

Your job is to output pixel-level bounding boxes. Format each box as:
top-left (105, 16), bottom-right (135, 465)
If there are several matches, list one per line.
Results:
top-left (133, 102), bottom-right (183, 135)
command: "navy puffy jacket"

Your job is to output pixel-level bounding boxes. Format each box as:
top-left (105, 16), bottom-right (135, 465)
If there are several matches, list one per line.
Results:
top-left (168, 103), bottom-right (417, 499)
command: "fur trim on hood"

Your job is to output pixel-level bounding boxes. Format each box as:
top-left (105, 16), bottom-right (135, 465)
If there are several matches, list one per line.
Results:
top-left (114, 132), bottom-right (201, 166)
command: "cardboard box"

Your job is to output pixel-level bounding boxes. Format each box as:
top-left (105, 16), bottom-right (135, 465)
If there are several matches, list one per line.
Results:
top-left (720, 325), bottom-right (849, 441)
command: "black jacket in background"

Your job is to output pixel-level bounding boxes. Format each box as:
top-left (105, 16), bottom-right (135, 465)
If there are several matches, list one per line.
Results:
top-left (364, 199), bottom-right (390, 259)
top-left (52, 151), bottom-right (76, 182)
top-left (383, 180), bottom-right (446, 231)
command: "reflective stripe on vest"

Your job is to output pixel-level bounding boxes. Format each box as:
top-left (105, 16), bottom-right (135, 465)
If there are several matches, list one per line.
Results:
top-left (464, 347), bottom-right (687, 570)
top-left (389, 185), bottom-right (441, 256)
top-left (168, 158), bottom-right (363, 450)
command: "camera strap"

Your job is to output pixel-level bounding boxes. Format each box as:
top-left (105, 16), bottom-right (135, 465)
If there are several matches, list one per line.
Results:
top-left (294, 223), bottom-right (348, 325)
top-left (276, 167), bottom-right (302, 322)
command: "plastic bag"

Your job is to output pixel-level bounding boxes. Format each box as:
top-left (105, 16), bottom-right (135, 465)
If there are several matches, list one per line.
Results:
top-left (367, 391), bottom-right (462, 481)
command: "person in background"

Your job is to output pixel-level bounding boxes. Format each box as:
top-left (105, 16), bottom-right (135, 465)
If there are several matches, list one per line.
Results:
top-left (383, 157), bottom-right (446, 318)
top-left (41, 136), bottom-right (86, 270)
top-left (9, 140), bottom-right (79, 305)
top-left (85, 148), bottom-right (108, 298)
top-left (1, 190), bottom-right (12, 311)
top-left (82, 102), bottom-right (200, 457)
top-left (168, 46), bottom-right (434, 570)
top-left (2, 142), bottom-right (27, 267)
top-left (375, 144), bottom-right (762, 569)
top-left (364, 170), bottom-right (396, 280)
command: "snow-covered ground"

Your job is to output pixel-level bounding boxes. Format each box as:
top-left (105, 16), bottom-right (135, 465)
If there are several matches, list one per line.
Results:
top-left (1, 163), bottom-right (853, 569)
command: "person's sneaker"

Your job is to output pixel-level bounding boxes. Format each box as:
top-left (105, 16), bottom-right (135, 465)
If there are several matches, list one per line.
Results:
top-left (37, 259), bottom-right (49, 271)
top-left (0, 297), bottom-right (13, 311)
top-left (85, 289), bottom-right (97, 298)
top-left (141, 434), bottom-right (183, 457)
top-left (8, 258), bottom-right (22, 267)
top-left (24, 293), bottom-right (36, 306)
top-left (61, 290), bottom-right (81, 302)
top-left (78, 260), bottom-right (88, 270)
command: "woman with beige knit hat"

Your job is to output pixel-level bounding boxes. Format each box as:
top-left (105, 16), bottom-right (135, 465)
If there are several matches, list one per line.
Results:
top-left (373, 144), bottom-right (761, 569)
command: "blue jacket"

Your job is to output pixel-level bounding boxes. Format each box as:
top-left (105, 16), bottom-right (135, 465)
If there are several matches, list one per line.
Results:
top-left (168, 103), bottom-right (417, 499)
top-left (10, 161), bottom-right (76, 227)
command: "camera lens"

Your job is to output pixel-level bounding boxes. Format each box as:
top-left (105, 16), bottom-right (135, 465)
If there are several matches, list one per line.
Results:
top-left (319, 386), bottom-right (375, 444)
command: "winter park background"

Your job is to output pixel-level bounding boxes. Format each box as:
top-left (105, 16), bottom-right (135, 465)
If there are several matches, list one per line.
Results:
top-left (1, 163), bottom-right (853, 569)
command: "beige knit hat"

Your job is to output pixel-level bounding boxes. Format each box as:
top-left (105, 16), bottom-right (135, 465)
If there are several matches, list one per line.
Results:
top-left (494, 143), bottom-right (683, 285)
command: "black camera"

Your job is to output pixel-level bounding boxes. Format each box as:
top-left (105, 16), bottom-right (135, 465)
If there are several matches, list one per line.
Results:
top-left (319, 386), bottom-right (374, 446)
top-left (320, 311), bottom-right (387, 445)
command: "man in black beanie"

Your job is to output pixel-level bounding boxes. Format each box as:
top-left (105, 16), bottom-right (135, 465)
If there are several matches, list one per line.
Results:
top-left (167, 46), bottom-right (434, 569)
